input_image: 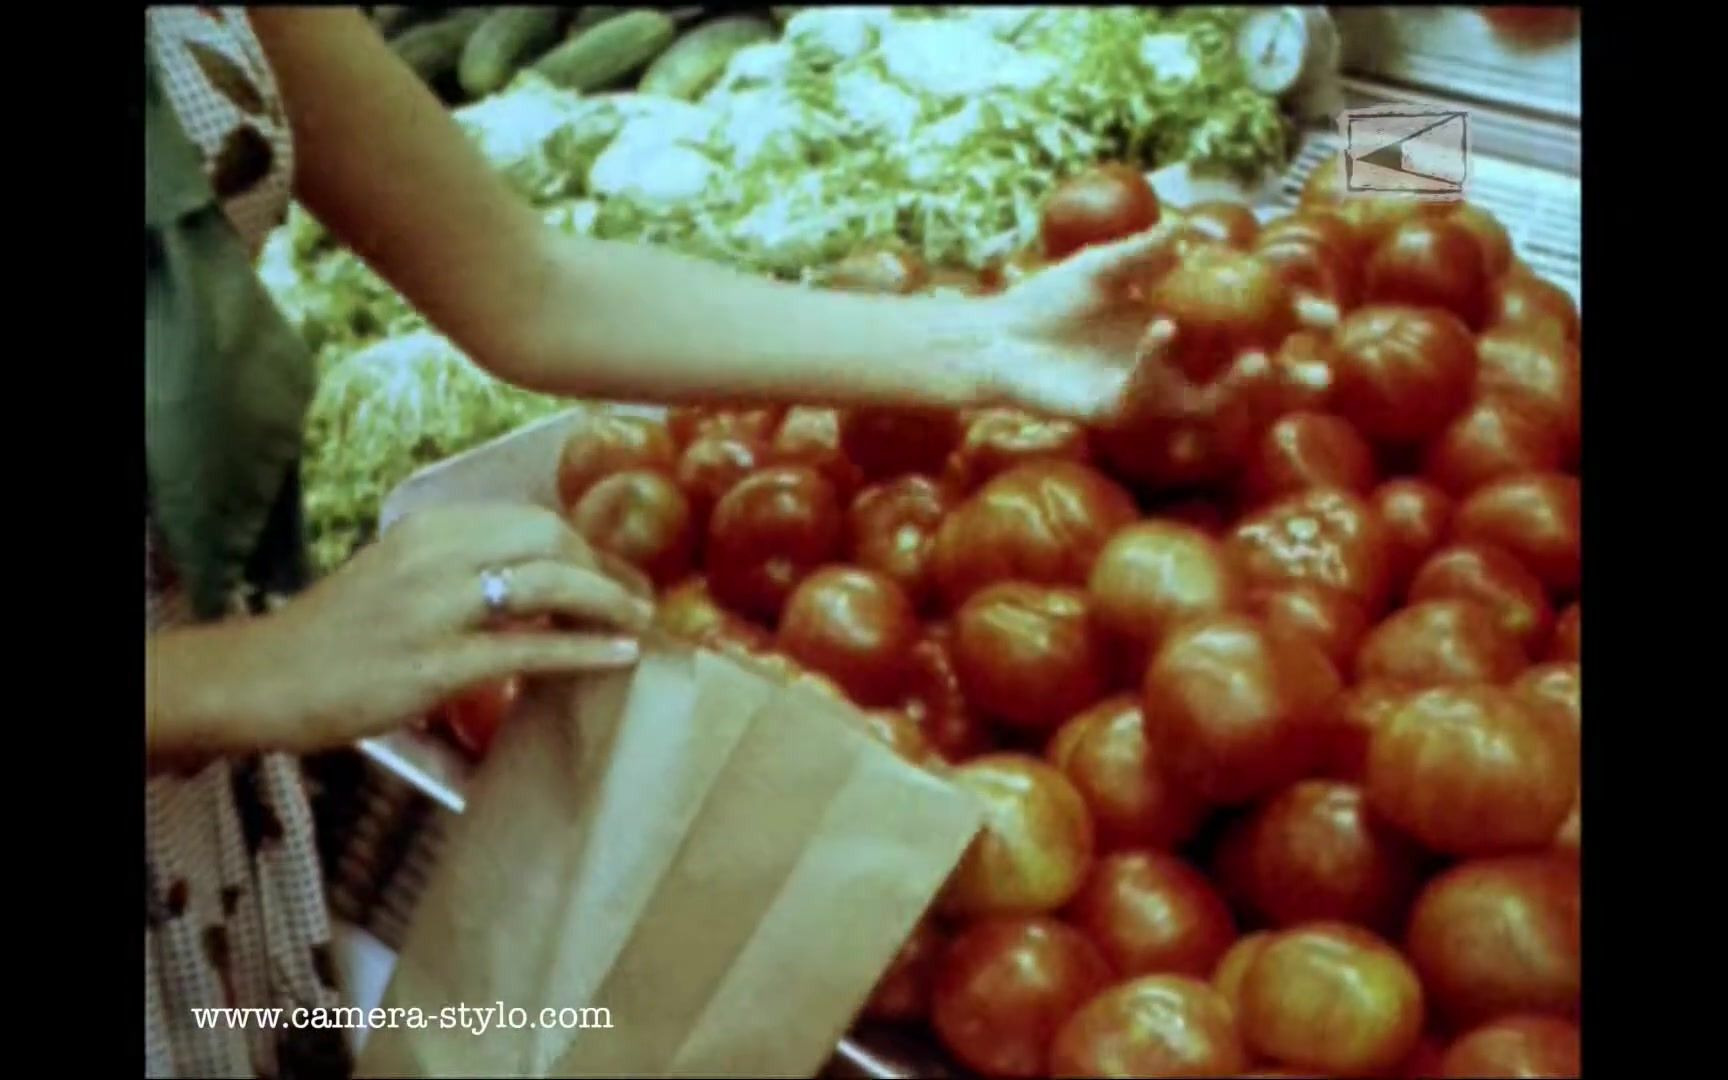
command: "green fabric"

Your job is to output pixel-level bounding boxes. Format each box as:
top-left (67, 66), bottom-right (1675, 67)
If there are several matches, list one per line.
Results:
top-left (144, 42), bottom-right (314, 620)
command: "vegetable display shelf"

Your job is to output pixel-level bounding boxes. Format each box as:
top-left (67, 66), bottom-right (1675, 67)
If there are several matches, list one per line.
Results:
top-left (316, 125), bottom-right (1581, 1080)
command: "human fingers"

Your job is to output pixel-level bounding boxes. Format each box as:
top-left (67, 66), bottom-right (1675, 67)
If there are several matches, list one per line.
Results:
top-left (438, 632), bottom-right (642, 694)
top-left (449, 559), bottom-right (654, 633)
top-left (399, 502), bottom-right (601, 574)
top-left (1061, 223), bottom-right (1184, 296)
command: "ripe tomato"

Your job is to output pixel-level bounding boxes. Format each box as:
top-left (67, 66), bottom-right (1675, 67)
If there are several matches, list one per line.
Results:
top-left (1049, 975), bottom-right (1248, 1079)
top-left (864, 919), bottom-right (946, 1023)
top-left (952, 584), bottom-right (1111, 734)
top-left (1142, 614), bottom-right (1341, 805)
top-left (555, 414), bottom-right (677, 510)
top-left (1238, 922), bottom-right (1425, 1076)
top-left (1453, 472), bottom-right (1581, 596)
top-left (1409, 543), bottom-right (1555, 657)
top-left (1258, 209), bottom-right (1368, 266)
top-left (1245, 583), bottom-right (1370, 673)
top-left (565, 468), bottom-right (695, 588)
top-left (824, 248), bottom-right (929, 294)
top-left (1145, 245), bottom-right (1294, 382)
top-left (941, 753), bottom-right (1096, 918)
top-left (857, 709), bottom-right (936, 766)
top-left (1488, 273), bottom-right (1581, 345)
top-left (768, 406), bottom-right (864, 503)
top-left (675, 432), bottom-right (768, 523)
top-left (1181, 200), bottom-right (1261, 249)
top-left (900, 626), bottom-right (995, 762)
top-left (1311, 680), bottom-right (1412, 782)
top-left (436, 676), bottom-right (521, 761)
top-left (1443, 203), bottom-right (1513, 278)
top-left (1041, 163), bottom-right (1161, 260)
top-left (948, 408), bottom-right (1093, 491)
top-left (667, 405), bottom-right (784, 448)
top-left (1367, 685), bottom-right (1577, 855)
top-left (1087, 521), bottom-right (1243, 662)
top-left (1211, 931), bottom-right (1272, 1018)
top-left (1241, 411), bottom-right (1377, 506)
top-left (846, 475), bottom-right (955, 613)
top-left (654, 577), bottom-right (768, 652)
top-left (1371, 479), bottom-right (1455, 600)
top-left (1365, 218), bottom-right (1492, 329)
top-left (777, 566), bottom-right (920, 707)
top-left (1067, 850), bottom-right (1237, 978)
top-left (1438, 1015), bottom-right (1581, 1078)
top-left (1475, 331), bottom-right (1582, 465)
top-left (931, 916), bottom-right (1113, 1079)
top-left (1481, 6), bottom-right (1579, 42)
top-left (931, 460), bottom-right (1138, 611)
top-left (704, 465), bottom-right (842, 624)
top-left (1548, 603), bottom-right (1580, 662)
top-left (840, 406), bottom-right (962, 482)
top-left (1046, 695), bottom-right (1206, 852)
top-left (1424, 393), bottom-right (1569, 497)
top-left (1406, 855), bottom-right (1581, 1028)
top-left (1227, 487), bottom-right (1394, 615)
top-left (1213, 780), bottom-right (1424, 933)
top-left (1333, 305), bottom-right (1478, 446)
top-left (1356, 598), bottom-right (1526, 686)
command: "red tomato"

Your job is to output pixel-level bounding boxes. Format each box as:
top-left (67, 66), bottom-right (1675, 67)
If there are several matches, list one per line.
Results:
top-left (654, 577), bottom-right (738, 646)
top-left (1406, 855), bottom-right (1581, 1028)
top-left (900, 626), bottom-right (995, 762)
top-left (931, 460), bottom-right (1138, 611)
top-left (1548, 603), bottom-right (1580, 662)
top-left (1454, 472), bottom-right (1581, 596)
top-left (1481, 7), bottom-right (1579, 43)
top-left (1179, 200), bottom-right (1260, 249)
top-left (824, 248), bottom-right (929, 294)
top-left (1257, 209), bottom-right (1369, 266)
top-left (1365, 218), bottom-right (1492, 329)
top-left (1049, 975), bottom-right (1249, 1079)
top-left (1356, 598), bottom-right (1526, 687)
top-left (1262, 331), bottom-right (1344, 416)
top-left (1242, 411), bottom-right (1377, 505)
top-left (1227, 487), bottom-right (1394, 615)
top-left (1246, 583), bottom-right (1370, 673)
top-left (1367, 685), bottom-right (1577, 855)
top-left (1443, 204), bottom-right (1513, 279)
top-left (436, 677), bottom-right (521, 761)
top-left (1238, 922), bottom-right (1425, 1076)
top-left (777, 566), bottom-right (920, 707)
top-left (840, 406), bottom-right (962, 482)
top-left (1041, 163), bottom-right (1161, 260)
top-left (768, 406), bottom-right (864, 503)
top-left (1146, 245), bottom-right (1294, 382)
top-left (1439, 1015), bottom-right (1581, 1078)
top-left (566, 468), bottom-right (695, 588)
top-left (1312, 680), bottom-right (1412, 782)
top-left (1424, 394), bottom-right (1569, 497)
top-left (1475, 331), bottom-right (1582, 465)
top-left (675, 431), bottom-right (768, 524)
top-left (857, 709), bottom-right (936, 766)
top-left (1143, 614), bottom-right (1341, 805)
top-left (667, 405), bottom-right (784, 448)
top-left (1409, 543), bottom-right (1555, 656)
top-left (704, 466), bottom-right (842, 624)
top-left (1333, 305), bottom-right (1478, 446)
top-left (555, 414), bottom-right (677, 510)
top-left (931, 916), bottom-right (1113, 1080)
top-left (940, 754), bottom-right (1096, 918)
top-left (1255, 231), bottom-right (1362, 313)
top-left (846, 475), bottom-right (955, 614)
top-left (1045, 695), bottom-right (1207, 852)
top-left (1488, 274), bottom-right (1581, 345)
top-left (864, 919), bottom-right (946, 1023)
top-left (1511, 661), bottom-right (1581, 745)
top-left (1213, 780), bottom-right (1424, 933)
top-left (1087, 521), bottom-right (1243, 662)
top-left (1067, 850), bottom-right (1237, 978)
top-left (1372, 479), bottom-right (1455, 599)
top-left (948, 407), bottom-right (1093, 491)
top-left (952, 584), bottom-right (1111, 734)
top-left (1298, 155), bottom-right (1440, 247)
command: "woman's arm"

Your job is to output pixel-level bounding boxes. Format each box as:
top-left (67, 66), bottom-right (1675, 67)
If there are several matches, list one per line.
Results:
top-left (250, 9), bottom-right (1171, 418)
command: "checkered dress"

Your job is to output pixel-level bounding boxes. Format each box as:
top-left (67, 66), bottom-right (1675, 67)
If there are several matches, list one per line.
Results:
top-left (145, 10), bottom-right (347, 1078)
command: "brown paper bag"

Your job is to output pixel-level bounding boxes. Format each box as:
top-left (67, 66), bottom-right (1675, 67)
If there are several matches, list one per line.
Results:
top-left (357, 642), bottom-right (981, 1078)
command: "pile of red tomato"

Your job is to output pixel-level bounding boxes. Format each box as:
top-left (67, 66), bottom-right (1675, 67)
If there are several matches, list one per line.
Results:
top-left (431, 154), bottom-right (1583, 1079)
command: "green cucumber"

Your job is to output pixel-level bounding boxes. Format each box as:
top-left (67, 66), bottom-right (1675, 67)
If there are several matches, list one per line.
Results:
top-left (390, 10), bottom-right (488, 85)
top-left (459, 8), bottom-right (568, 98)
top-left (639, 15), bottom-right (775, 101)
top-left (531, 10), bottom-right (678, 92)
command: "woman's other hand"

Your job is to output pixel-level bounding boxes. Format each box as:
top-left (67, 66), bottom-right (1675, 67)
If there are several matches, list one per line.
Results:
top-left (147, 504), bottom-right (651, 766)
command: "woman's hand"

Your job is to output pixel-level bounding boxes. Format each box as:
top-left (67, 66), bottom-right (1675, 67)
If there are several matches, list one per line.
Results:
top-left (147, 504), bottom-right (651, 767)
top-left (979, 225), bottom-right (1191, 423)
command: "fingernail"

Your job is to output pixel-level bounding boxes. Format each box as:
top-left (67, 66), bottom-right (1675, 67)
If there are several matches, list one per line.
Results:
top-left (597, 637), bottom-right (642, 665)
